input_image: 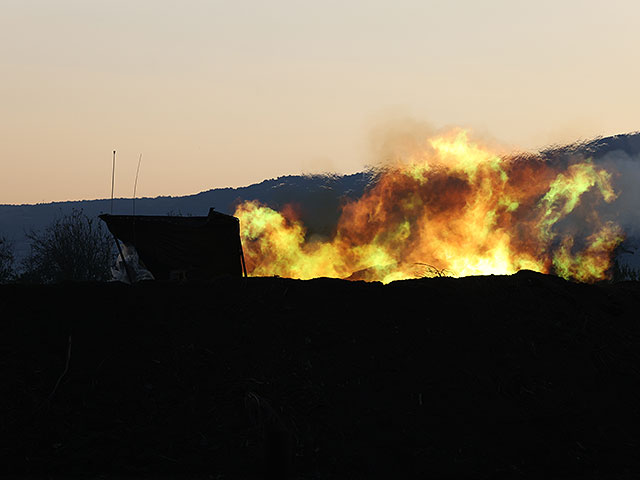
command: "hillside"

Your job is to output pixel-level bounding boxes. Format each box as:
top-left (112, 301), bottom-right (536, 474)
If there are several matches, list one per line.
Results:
top-left (0, 172), bottom-right (374, 262)
top-left (2, 272), bottom-right (640, 478)
top-left (2, 132), bottom-right (640, 266)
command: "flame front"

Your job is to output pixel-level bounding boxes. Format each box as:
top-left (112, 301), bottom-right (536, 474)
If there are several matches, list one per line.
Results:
top-left (235, 130), bottom-right (623, 283)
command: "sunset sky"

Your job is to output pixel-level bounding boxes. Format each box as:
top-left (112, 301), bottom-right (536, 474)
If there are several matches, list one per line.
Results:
top-left (1, 0), bottom-right (638, 205)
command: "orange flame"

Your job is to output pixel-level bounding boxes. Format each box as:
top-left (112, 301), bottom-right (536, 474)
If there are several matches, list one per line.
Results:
top-left (235, 129), bottom-right (623, 283)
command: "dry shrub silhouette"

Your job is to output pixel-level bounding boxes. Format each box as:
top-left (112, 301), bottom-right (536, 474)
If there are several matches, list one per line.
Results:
top-left (20, 209), bottom-right (113, 283)
top-left (0, 235), bottom-right (15, 283)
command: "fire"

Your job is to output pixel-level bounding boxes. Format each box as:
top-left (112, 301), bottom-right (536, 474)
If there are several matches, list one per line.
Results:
top-left (235, 129), bottom-right (623, 283)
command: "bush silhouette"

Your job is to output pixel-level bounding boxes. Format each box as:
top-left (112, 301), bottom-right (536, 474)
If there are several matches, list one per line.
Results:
top-left (0, 235), bottom-right (15, 283)
top-left (20, 209), bottom-right (113, 283)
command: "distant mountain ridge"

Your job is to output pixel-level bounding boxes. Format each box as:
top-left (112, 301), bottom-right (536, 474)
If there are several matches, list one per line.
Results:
top-left (2, 132), bottom-right (640, 264)
top-left (541, 131), bottom-right (640, 158)
top-left (0, 172), bottom-right (375, 261)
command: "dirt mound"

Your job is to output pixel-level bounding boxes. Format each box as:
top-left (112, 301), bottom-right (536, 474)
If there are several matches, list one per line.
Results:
top-left (2, 272), bottom-right (640, 478)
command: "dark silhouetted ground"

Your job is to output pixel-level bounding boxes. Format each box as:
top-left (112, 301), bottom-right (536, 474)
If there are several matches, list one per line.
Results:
top-left (2, 271), bottom-right (640, 478)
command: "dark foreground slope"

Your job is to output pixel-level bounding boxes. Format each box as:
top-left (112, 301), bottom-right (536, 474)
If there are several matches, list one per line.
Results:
top-left (2, 272), bottom-right (640, 479)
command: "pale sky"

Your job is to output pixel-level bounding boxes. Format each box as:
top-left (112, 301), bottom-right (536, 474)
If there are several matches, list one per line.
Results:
top-left (1, 0), bottom-right (638, 205)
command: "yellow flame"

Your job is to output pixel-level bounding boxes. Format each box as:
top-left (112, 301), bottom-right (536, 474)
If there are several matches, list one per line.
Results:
top-left (235, 130), bottom-right (622, 283)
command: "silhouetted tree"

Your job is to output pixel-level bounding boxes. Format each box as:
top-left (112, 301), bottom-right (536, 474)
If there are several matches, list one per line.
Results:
top-left (0, 235), bottom-right (15, 283)
top-left (21, 209), bottom-right (113, 283)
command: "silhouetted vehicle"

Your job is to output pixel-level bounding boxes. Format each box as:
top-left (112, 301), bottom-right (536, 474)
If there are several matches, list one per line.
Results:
top-left (100, 208), bottom-right (247, 281)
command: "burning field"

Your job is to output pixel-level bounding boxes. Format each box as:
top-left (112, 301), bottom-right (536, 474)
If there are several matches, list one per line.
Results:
top-left (235, 129), bottom-right (629, 283)
top-left (3, 131), bottom-right (640, 478)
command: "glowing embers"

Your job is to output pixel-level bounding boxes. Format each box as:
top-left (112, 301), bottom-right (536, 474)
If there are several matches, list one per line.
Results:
top-left (235, 130), bottom-right (622, 283)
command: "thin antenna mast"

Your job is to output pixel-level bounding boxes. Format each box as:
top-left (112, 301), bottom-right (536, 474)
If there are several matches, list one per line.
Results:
top-left (111, 150), bottom-right (116, 214)
top-left (133, 153), bottom-right (142, 216)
